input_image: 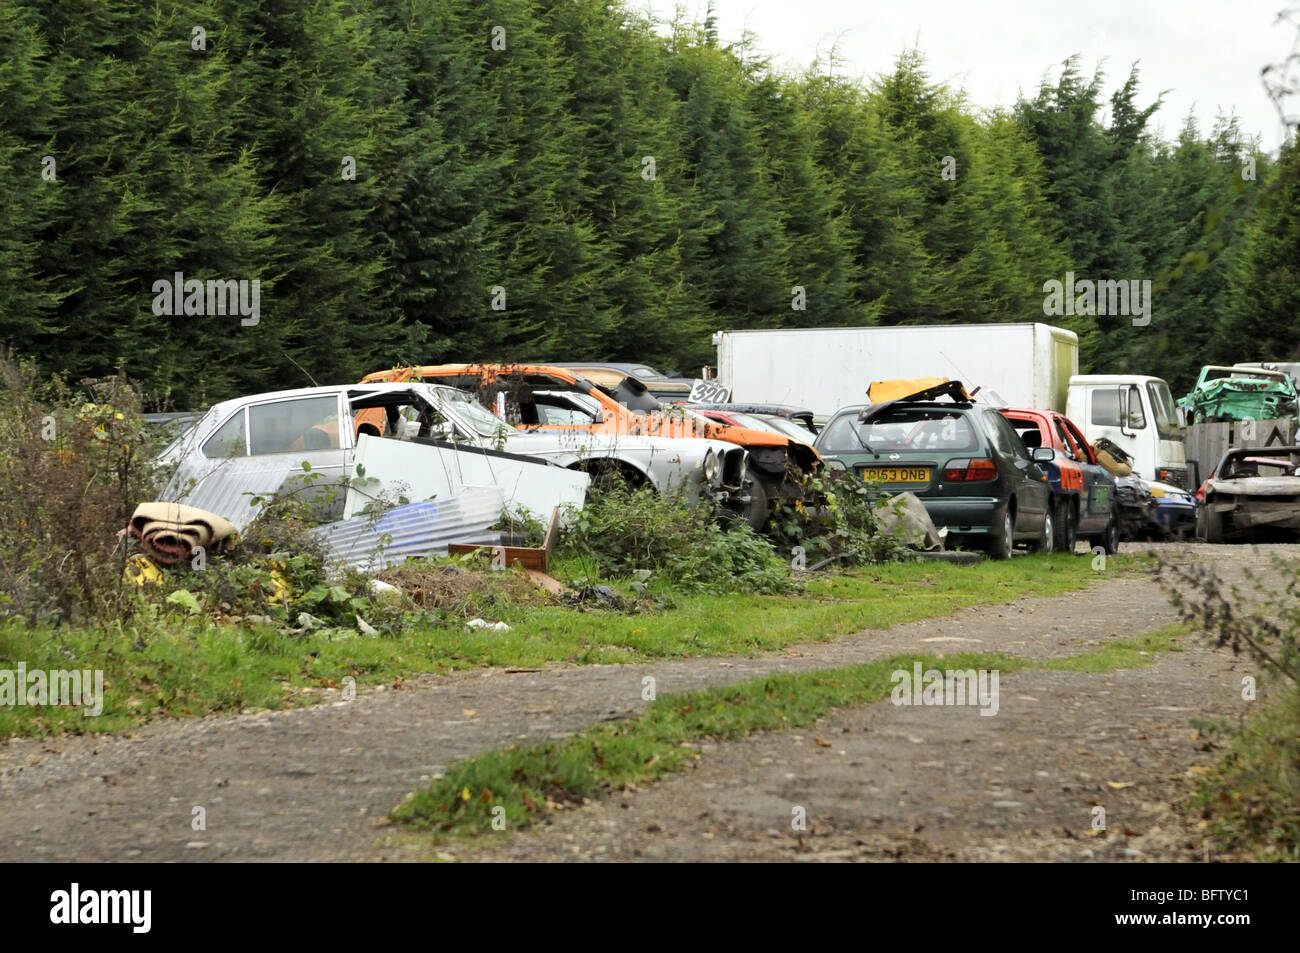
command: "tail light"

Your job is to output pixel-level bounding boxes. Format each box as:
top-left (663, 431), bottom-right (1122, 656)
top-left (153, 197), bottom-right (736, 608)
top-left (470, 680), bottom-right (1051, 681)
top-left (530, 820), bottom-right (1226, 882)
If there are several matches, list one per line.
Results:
top-left (942, 458), bottom-right (998, 481)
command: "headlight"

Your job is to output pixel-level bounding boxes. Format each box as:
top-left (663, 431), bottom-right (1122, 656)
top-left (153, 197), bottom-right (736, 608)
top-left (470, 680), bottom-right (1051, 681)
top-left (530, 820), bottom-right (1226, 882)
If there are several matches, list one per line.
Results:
top-left (703, 448), bottom-right (721, 483)
top-left (824, 458), bottom-right (846, 470)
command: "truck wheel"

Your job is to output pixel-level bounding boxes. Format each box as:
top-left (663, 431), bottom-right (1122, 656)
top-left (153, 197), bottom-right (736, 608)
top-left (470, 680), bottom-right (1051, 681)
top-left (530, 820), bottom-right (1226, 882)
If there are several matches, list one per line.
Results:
top-left (743, 475), bottom-right (770, 531)
top-left (1028, 505), bottom-right (1055, 554)
top-left (1199, 505), bottom-right (1224, 543)
top-left (1054, 499), bottom-right (1077, 554)
top-left (986, 505), bottom-right (1014, 560)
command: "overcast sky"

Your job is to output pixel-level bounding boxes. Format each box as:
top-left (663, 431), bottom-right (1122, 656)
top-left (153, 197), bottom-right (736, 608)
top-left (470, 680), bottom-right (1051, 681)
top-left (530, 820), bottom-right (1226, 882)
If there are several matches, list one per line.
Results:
top-left (638, 0), bottom-right (1298, 153)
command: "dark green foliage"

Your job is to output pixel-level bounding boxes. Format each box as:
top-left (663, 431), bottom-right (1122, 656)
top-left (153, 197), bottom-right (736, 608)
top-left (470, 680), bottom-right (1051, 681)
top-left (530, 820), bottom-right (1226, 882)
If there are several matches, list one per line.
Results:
top-left (0, 4), bottom-right (1292, 399)
top-left (560, 481), bottom-right (793, 594)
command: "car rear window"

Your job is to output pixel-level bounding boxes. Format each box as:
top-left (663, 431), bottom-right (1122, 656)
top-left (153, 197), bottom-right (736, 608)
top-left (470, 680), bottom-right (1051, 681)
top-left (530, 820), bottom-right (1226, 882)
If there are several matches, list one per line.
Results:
top-left (821, 407), bottom-right (979, 453)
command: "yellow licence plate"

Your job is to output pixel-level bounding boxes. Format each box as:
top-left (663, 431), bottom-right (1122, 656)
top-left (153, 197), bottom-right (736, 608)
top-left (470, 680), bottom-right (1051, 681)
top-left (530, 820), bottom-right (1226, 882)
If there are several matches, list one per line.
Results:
top-left (862, 466), bottom-right (930, 483)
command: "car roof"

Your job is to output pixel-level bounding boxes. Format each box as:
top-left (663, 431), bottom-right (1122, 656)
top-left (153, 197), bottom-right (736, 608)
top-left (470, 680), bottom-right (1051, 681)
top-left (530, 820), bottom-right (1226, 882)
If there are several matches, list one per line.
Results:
top-left (549, 362), bottom-right (666, 379)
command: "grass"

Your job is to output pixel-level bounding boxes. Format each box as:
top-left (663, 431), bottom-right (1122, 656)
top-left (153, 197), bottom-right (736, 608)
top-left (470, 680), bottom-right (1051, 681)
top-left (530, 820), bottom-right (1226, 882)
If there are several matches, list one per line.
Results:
top-left (391, 624), bottom-right (1189, 841)
top-left (1187, 685), bottom-right (1300, 861)
top-left (0, 552), bottom-right (1145, 739)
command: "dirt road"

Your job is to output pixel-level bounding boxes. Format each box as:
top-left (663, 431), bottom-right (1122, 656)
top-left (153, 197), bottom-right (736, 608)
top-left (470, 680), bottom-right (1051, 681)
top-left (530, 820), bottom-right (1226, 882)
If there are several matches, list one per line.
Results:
top-left (0, 543), bottom-right (1289, 862)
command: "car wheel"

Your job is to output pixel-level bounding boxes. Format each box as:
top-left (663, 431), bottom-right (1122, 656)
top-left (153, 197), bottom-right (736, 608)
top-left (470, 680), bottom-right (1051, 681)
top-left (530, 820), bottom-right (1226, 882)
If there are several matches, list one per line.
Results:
top-left (1054, 498), bottom-right (1077, 554)
top-left (1102, 509), bottom-right (1121, 554)
top-left (1199, 504), bottom-right (1224, 543)
top-left (1029, 505), bottom-right (1055, 554)
top-left (743, 474), bottom-right (770, 531)
top-left (986, 506), bottom-right (1014, 560)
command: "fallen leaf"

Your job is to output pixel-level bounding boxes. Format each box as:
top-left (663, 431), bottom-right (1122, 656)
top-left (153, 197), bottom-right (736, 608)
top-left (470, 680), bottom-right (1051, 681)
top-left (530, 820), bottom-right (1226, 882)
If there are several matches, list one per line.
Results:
top-left (479, 787), bottom-right (494, 804)
top-left (1107, 781), bottom-right (1135, 790)
top-left (461, 709), bottom-right (477, 717)
top-left (814, 737), bottom-right (832, 748)
top-left (521, 792), bottom-right (538, 813)
top-left (460, 786), bottom-right (472, 801)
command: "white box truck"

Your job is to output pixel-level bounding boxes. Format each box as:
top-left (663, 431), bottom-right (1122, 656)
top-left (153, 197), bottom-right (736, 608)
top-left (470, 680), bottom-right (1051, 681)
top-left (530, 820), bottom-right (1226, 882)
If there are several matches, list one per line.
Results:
top-left (710, 322), bottom-right (1190, 488)
top-left (711, 322), bottom-right (1079, 416)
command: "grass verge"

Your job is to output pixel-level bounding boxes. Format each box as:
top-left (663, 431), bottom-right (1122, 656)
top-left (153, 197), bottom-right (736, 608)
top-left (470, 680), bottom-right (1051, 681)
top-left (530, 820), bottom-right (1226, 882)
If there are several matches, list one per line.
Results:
top-left (0, 553), bottom-right (1136, 739)
top-left (1188, 686), bottom-right (1300, 861)
top-left (390, 624), bottom-right (1187, 842)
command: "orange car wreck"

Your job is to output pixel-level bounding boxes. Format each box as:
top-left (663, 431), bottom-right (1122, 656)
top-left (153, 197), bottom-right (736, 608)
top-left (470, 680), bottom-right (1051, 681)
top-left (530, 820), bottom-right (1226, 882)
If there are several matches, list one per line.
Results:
top-left (361, 364), bottom-right (821, 528)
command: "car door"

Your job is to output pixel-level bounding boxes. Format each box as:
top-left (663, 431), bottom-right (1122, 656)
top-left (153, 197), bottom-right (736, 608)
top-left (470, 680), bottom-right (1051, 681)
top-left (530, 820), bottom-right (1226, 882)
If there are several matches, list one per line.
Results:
top-left (244, 392), bottom-right (351, 518)
top-left (984, 410), bottom-right (1049, 534)
top-left (180, 392), bottom-right (350, 526)
top-left (1061, 417), bottom-right (1113, 531)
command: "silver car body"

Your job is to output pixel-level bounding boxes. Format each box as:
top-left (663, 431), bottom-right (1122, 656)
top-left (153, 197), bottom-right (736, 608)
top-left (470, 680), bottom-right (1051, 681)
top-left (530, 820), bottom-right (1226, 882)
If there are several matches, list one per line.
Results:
top-left (159, 383), bottom-right (746, 527)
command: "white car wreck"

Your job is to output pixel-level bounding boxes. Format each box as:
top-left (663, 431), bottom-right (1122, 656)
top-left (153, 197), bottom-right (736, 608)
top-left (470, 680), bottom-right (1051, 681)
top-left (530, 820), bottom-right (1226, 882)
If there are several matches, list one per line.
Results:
top-left (1198, 445), bottom-right (1300, 543)
top-left (159, 383), bottom-right (749, 529)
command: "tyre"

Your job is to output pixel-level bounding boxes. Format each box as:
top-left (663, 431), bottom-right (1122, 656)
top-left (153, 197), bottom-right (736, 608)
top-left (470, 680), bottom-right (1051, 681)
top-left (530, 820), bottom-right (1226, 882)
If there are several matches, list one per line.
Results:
top-left (1028, 504), bottom-right (1055, 554)
top-left (743, 474), bottom-right (770, 531)
top-left (985, 505), bottom-right (1014, 560)
top-left (1054, 498), bottom-right (1077, 554)
top-left (1199, 504), bottom-right (1224, 543)
top-left (1101, 509), bottom-right (1120, 554)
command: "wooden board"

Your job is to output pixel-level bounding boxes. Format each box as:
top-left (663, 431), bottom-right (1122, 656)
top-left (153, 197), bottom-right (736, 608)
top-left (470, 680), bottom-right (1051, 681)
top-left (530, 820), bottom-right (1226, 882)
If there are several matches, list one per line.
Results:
top-left (447, 542), bottom-right (548, 572)
top-left (1186, 418), bottom-right (1297, 479)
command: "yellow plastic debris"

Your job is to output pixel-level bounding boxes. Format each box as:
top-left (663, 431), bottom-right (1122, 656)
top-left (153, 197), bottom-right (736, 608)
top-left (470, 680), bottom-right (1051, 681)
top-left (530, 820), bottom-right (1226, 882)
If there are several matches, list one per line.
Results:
top-left (124, 554), bottom-right (163, 587)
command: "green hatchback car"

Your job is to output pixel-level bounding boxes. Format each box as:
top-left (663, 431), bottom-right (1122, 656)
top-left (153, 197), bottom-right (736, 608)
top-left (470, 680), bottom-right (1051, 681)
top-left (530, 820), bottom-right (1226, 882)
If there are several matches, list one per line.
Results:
top-left (814, 399), bottom-right (1055, 557)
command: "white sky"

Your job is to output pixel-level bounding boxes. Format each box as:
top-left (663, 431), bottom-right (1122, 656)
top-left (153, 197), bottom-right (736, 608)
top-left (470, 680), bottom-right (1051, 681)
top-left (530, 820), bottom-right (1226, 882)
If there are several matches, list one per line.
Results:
top-left (637, 0), bottom-right (1298, 153)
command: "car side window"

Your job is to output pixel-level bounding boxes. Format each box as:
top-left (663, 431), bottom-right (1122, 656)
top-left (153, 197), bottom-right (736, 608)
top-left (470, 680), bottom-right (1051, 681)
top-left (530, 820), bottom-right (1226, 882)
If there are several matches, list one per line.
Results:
top-left (1091, 386), bottom-right (1146, 429)
top-left (1054, 421), bottom-right (1079, 460)
top-left (983, 411), bottom-right (1018, 459)
top-left (248, 396), bottom-right (341, 455)
top-left (202, 410), bottom-right (247, 458)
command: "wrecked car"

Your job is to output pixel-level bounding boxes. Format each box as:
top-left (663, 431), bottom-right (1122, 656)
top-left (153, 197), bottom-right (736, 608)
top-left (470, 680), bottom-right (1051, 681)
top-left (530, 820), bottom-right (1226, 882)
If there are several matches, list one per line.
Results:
top-left (1177, 366), bottom-right (1299, 424)
top-left (1000, 408), bottom-right (1119, 554)
top-left (159, 383), bottom-right (749, 529)
top-left (813, 380), bottom-right (1055, 559)
top-left (549, 364), bottom-right (695, 406)
top-left (361, 364), bottom-right (819, 529)
top-left (1196, 445), bottom-right (1300, 543)
top-left (682, 403), bottom-right (819, 436)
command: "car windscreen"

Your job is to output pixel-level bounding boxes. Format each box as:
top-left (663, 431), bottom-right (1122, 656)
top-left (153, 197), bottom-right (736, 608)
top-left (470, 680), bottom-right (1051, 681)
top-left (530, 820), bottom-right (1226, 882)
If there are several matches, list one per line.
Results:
top-left (436, 387), bottom-right (511, 436)
top-left (820, 407), bottom-right (979, 453)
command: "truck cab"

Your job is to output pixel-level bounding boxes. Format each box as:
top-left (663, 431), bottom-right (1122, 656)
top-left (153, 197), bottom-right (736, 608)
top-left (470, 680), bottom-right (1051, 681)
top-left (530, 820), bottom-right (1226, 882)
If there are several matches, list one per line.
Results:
top-left (1066, 375), bottom-right (1188, 489)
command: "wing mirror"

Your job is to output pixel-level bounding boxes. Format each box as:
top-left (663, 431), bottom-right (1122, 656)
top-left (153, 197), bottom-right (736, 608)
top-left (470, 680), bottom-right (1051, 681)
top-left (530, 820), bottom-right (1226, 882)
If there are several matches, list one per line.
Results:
top-left (1031, 447), bottom-right (1055, 463)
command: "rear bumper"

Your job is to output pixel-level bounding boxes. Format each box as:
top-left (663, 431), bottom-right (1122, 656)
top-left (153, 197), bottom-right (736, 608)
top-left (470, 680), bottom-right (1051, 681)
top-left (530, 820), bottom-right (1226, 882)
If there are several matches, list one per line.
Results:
top-left (913, 496), bottom-right (1001, 533)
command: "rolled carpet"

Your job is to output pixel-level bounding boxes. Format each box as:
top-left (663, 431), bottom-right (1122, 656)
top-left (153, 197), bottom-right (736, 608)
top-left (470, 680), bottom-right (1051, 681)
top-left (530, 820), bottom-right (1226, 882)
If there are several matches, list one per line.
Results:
top-left (128, 502), bottom-right (236, 566)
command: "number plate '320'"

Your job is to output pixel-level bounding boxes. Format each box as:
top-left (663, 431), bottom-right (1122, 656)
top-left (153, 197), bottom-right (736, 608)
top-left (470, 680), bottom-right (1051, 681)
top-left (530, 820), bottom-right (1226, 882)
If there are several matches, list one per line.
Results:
top-left (862, 466), bottom-right (929, 483)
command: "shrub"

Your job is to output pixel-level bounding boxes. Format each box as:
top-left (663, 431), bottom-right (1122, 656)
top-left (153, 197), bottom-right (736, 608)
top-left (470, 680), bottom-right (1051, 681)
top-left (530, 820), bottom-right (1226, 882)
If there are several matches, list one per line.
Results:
top-left (560, 481), bottom-right (792, 593)
top-left (766, 470), bottom-right (918, 568)
top-left (1158, 553), bottom-right (1300, 859)
top-left (0, 354), bottom-right (163, 623)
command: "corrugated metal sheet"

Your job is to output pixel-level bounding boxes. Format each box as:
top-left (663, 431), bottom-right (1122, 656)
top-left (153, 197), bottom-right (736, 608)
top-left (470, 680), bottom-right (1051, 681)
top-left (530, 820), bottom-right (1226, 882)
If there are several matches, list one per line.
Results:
top-left (163, 458), bottom-right (314, 531)
top-left (312, 486), bottom-right (504, 571)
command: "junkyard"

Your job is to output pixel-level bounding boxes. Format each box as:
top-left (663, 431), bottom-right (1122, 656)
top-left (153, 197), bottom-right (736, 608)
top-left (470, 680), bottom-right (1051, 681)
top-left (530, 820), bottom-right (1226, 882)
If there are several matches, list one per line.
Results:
top-left (3, 322), bottom-right (1299, 872)
top-left (2, 1), bottom-right (1299, 921)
